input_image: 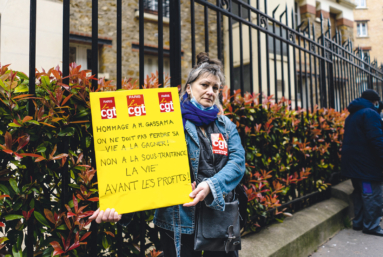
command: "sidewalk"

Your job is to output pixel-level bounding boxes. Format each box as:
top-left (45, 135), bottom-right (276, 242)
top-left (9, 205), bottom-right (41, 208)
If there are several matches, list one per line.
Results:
top-left (311, 221), bottom-right (383, 257)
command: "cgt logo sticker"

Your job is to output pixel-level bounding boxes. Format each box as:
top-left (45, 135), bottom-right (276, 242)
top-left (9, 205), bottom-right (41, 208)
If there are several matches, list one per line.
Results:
top-left (127, 94), bottom-right (146, 117)
top-left (158, 92), bottom-right (174, 113)
top-left (100, 97), bottom-right (117, 119)
top-left (211, 133), bottom-right (228, 156)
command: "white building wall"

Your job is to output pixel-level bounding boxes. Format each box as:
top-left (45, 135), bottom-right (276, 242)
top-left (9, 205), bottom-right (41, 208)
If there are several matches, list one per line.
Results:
top-left (0, 0), bottom-right (63, 74)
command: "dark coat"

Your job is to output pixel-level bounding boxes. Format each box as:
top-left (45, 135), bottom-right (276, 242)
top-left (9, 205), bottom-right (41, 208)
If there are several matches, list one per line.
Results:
top-left (341, 98), bottom-right (383, 181)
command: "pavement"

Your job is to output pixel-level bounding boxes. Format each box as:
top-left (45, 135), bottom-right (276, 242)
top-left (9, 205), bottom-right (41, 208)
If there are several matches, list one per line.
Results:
top-left (311, 221), bottom-right (383, 257)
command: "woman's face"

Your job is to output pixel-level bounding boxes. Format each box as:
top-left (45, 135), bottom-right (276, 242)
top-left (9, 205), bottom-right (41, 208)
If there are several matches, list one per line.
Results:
top-left (186, 73), bottom-right (220, 108)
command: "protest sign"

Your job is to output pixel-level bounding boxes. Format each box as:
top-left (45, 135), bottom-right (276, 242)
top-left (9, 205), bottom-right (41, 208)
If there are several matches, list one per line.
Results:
top-left (90, 88), bottom-right (192, 214)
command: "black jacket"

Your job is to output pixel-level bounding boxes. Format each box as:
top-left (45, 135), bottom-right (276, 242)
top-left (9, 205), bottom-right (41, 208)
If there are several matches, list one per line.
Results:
top-left (341, 98), bottom-right (383, 181)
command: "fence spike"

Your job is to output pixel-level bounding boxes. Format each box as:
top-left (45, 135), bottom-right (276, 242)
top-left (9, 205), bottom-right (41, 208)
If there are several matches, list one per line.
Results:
top-left (272, 4), bottom-right (280, 18)
top-left (291, 9), bottom-right (295, 30)
top-left (327, 18), bottom-right (331, 38)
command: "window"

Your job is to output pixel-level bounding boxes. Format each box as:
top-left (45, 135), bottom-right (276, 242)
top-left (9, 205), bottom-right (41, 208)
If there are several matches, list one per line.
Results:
top-left (69, 43), bottom-right (97, 70)
top-left (143, 0), bottom-right (170, 18)
top-left (357, 22), bottom-right (368, 37)
top-left (144, 55), bottom-right (170, 78)
top-left (356, 0), bottom-right (367, 8)
top-left (268, 24), bottom-right (288, 56)
top-left (233, 64), bottom-right (251, 92)
top-left (232, 2), bottom-right (249, 24)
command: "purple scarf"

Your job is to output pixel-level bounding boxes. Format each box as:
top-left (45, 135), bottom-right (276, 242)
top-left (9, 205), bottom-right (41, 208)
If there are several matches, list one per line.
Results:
top-left (180, 93), bottom-right (219, 128)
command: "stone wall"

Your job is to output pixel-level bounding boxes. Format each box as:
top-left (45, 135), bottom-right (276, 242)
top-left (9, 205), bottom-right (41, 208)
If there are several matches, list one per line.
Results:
top-left (69, 0), bottom-right (218, 86)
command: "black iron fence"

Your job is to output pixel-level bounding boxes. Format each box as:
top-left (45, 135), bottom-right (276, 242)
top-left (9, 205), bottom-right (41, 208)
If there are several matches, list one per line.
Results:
top-left (20, 0), bottom-right (383, 255)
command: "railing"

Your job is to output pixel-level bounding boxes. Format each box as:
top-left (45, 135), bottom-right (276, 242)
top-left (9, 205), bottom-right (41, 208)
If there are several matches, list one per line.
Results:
top-left (12, 0), bottom-right (383, 255)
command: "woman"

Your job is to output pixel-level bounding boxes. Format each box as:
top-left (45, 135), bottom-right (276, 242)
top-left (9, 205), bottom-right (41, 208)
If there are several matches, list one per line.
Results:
top-left (90, 52), bottom-right (245, 257)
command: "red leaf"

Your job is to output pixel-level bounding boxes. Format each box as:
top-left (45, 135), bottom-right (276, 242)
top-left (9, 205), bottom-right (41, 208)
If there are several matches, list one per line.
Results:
top-left (4, 132), bottom-right (12, 150)
top-left (78, 211), bottom-right (94, 218)
top-left (35, 156), bottom-right (46, 162)
top-left (51, 153), bottom-right (68, 160)
top-left (27, 208), bottom-right (34, 220)
top-left (80, 231), bottom-right (91, 242)
top-left (50, 145), bottom-right (57, 159)
top-left (44, 209), bottom-right (55, 224)
top-left (2, 149), bottom-right (13, 155)
top-left (0, 195), bottom-right (10, 200)
top-left (19, 153), bottom-right (43, 158)
top-left (13, 119), bottom-right (21, 126)
top-left (67, 212), bottom-right (76, 218)
top-left (87, 197), bottom-right (99, 202)
top-left (73, 195), bottom-right (78, 213)
top-left (50, 241), bottom-right (64, 256)
top-left (61, 94), bottom-right (73, 106)
top-left (68, 241), bottom-right (80, 251)
top-left (22, 116), bottom-right (33, 123)
top-left (105, 231), bottom-right (115, 237)
top-left (60, 233), bottom-right (68, 250)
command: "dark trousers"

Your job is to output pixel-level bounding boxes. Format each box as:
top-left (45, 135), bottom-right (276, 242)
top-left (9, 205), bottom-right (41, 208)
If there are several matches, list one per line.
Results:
top-left (158, 227), bottom-right (238, 257)
top-left (351, 178), bottom-right (383, 232)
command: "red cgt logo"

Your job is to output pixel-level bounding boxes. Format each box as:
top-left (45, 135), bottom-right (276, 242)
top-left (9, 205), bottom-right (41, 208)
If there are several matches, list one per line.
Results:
top-left (127, 94), bottom-right (146, 117)
top-left (158, 92), bottom-right (174, 113)
top-left (100, 97), bottom-right (117, 119)
top-left (211, 133), bottom-right (228, 156)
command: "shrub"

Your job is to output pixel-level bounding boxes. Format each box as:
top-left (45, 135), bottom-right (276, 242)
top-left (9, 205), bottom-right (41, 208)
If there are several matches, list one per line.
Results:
top-left (221, 87), bottom-right (347, 230)
top-left (0, 64), bottom-right (346, 255)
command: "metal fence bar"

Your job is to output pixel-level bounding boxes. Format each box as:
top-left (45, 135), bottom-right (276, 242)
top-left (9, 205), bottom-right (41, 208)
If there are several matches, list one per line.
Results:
top-left (191, 0), bottom-right (196, 67)
top-left (248, 0), bottom-right (254, 94)
top-left (117, 0), bottom-right (122, 90)
top-left (169, 0), bottom-right (182, 88)
top-left (158, 0), bottom-right (164, 87)
top-left (92, 0), bottom-right (98, 82)
top-left (228, 0), bottom-right (234, 95)
top-left (239, 2), bottom-right (244, 92)
top-left (256, 0), bottom-right (262, 105)
top-left (89, 0), bottom-right (99, 255)
top-left (204, 6), bottom-right (209, 53)
top-left (217, 0), bottom-right (222, 61)
top-left (27, 1), bottom-right (37, 256)
top-left (61, 0), bottom-right (70, 212)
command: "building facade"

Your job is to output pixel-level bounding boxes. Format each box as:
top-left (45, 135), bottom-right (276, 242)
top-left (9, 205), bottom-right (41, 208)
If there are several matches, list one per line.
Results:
top-left (353, 0), bottom-right (383, 63)
top-left (0, 0), bottom-right (63, 74)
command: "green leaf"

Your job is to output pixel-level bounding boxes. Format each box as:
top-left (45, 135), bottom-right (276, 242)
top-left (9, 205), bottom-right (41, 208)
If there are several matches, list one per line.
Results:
top-left (58, 127), bottom-right (75, 137)
top-left (8, 123), bottom-right (22, 127)
top-left (68, 184), bottom-right (80, 189)
top-left (86, 136), bottom-right (91, 148)
top-left (36, 146), bottom-right (46, 152)
top-left (0, 184), bottom-right (10, 195)
top-left (14, 84), bottom-right (29, 93)
top-left (4, 214), bottom-right (24, 221)
top-left (0, 79), bottom-right (6, 90)
top-left (12, 245), bottom-right (22, 257)
top-left (102, 235), bottom-right (110, 249)
top-left (16, 72), bottom-right (29, 80)
top-left (9, 178), bottom-right (20, 194)
top-left (26, 120), bottom-right (39, 125)
top-left (56, 224), bottom-right (67, 230)
top-left (13, 202), bottom-right (22, 211)
top-left (34, 211), bottom-right (51, 228)
top-left (41, 76), bottom-right (51, 87)
top-left (30, 198), bottom-right (35, 208)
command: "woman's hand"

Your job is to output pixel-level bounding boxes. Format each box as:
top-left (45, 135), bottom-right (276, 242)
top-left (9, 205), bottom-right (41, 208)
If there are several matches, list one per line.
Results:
top-left (183, 181), bottom-right (211, 207)
top-left (89, 208), bottom-right (122, 224)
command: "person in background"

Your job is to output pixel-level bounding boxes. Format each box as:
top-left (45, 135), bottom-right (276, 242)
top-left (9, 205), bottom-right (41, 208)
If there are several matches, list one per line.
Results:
top-left (341, 89), bottom-right (383, 236)
top-left (89, 52), bottom-right (246, 256)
